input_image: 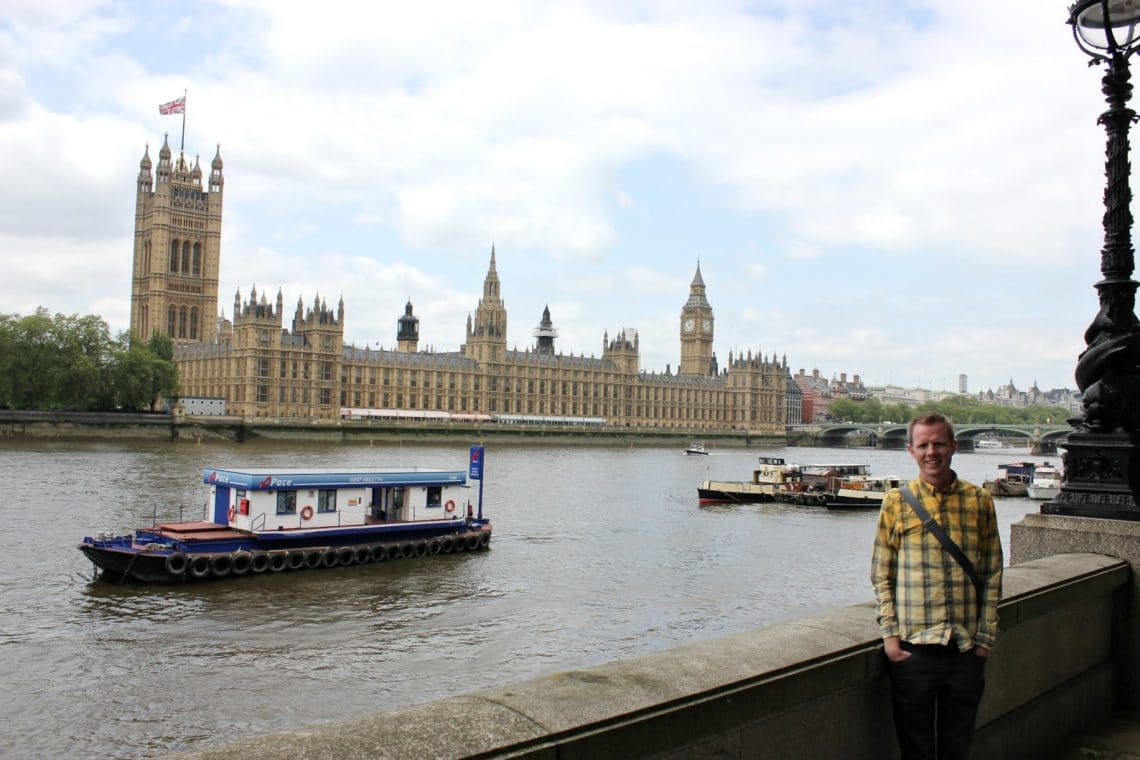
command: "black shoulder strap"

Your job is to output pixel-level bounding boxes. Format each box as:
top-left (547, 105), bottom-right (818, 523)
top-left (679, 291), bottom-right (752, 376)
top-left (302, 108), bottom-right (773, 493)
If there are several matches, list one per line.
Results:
top-left (899, 485), bottom-right (983, 596)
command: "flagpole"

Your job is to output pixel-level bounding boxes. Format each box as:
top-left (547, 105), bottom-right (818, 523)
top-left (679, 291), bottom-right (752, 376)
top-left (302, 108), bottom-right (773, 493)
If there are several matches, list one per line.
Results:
top-left (180, 89), bottom-right (187, 152)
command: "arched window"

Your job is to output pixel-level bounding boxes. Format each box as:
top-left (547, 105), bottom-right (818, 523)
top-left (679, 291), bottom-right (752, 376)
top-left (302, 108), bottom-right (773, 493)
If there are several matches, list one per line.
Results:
top-left (189, 307), bottom-right (198, 339)
top-left (167, 306), bottom-right (176, 336)
top-left (170, 240), bottom-right (179, 272)
top-left (192, 242), bottom-right (201, 275)
top-left (178, 306), bottom-right (188, 338)
top-left (181, 241), bottom-right (191, 273)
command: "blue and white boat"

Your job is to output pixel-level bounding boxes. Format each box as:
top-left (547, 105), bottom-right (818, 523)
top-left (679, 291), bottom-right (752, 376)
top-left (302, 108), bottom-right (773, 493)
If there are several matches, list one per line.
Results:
top-left (78, 446), bottom-right (492, 583)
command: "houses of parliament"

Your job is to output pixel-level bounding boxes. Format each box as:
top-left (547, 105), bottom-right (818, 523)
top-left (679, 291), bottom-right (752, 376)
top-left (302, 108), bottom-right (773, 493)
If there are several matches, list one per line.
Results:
top-left (129, 136), bottom-right (787, 434)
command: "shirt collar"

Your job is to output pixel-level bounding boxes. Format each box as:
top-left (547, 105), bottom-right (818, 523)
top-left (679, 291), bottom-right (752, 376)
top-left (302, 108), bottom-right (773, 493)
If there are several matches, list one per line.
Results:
top-left (914, 470), bottom-right (959, 498)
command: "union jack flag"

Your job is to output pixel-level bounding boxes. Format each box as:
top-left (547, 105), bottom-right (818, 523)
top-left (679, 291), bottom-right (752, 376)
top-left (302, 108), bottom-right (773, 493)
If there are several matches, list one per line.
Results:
top-left (158, 96), bottom-right (186, 115)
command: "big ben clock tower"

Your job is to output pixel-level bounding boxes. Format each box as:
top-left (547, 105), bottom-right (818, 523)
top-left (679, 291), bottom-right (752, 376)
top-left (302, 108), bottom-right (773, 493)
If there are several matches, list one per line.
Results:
top-left (679, 262), bottom-right (714, 376)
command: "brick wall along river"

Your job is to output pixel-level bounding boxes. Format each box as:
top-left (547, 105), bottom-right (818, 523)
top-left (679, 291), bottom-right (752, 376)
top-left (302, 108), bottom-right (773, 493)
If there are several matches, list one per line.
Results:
top-left (0, 440), bottom-right (1047, 757)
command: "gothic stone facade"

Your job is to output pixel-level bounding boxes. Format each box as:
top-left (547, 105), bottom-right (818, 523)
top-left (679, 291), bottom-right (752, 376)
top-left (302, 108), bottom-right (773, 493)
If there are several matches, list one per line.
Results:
top-left (157, 145), bottom-right (786, 433)
top-left (130, 136), bottom-right (223, 343)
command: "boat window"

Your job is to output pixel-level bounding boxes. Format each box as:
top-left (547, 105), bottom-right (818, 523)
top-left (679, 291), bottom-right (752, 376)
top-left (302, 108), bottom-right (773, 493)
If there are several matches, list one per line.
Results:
top-left (276, 491), bottom-right (297, 515)
top-left (391, 487), bottom-right (404, 508)
top-left (426, 486), bottom-right (442, 508)
top-left (317, 489), bottom-right (337, 513)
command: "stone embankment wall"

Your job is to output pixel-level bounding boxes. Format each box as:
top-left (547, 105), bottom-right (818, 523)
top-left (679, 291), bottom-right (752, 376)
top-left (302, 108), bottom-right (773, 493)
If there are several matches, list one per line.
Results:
top-left (0, 410), bottom-right (783, 447)
top-left (175, 553), bottom-right (1129, 760)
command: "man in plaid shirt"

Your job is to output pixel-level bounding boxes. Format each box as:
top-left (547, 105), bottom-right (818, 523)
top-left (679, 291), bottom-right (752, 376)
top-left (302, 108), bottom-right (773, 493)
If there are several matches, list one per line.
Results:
top-left (871, 412), bottom-right (1003, 759)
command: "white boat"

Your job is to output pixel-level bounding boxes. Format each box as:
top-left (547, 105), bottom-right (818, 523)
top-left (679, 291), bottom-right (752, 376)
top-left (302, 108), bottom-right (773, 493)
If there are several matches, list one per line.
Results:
top-left (698, 456), bottom-right (786, 504)
top-left (826, 475), bottom-right (903, 509)
top-left (1026, 466), bottom-right (1063, 500)
top-left (975, 438), bottom-right (1002, 450)
top-left (78, 445), bottom-right (492, 583)
top-left (685, 442), bottom-right (710, 455)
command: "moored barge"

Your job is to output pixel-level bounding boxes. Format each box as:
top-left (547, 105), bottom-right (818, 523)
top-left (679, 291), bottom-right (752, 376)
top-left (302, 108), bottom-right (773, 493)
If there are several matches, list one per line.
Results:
top-left (79, 446), bottom-right (492, 583)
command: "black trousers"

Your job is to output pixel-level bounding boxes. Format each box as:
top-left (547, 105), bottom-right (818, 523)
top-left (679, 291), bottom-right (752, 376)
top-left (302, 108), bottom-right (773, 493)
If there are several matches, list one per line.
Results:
top-left (887, 641), bottom-right (987, 760)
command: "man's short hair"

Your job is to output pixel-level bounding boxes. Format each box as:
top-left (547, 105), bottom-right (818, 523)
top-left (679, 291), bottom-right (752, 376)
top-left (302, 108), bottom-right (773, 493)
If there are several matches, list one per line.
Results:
top-left (908, 411), bottom-right (955, 443)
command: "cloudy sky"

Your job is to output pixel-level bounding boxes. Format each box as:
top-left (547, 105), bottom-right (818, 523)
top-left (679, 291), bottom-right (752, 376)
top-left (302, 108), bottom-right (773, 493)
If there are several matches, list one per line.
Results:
top-left (0, 1), bottom-right (1113, 393)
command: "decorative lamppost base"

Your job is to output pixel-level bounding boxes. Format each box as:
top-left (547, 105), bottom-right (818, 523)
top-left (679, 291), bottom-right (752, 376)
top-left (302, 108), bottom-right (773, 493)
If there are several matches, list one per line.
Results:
top-left (1044, 431), bottom-right (1140, 520)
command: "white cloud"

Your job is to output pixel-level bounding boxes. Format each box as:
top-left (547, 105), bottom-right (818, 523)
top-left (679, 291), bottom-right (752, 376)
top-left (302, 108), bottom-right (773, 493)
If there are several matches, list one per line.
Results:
top-left (0, 0), bottom-right (1111, 392)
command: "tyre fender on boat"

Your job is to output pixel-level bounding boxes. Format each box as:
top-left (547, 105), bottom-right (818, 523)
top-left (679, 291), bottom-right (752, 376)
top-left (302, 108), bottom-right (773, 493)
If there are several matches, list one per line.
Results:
top-left (165, 553), bottom-right (188, 576)
top-left (286, 551), bottom-right (306, 571)
top-left (399, 542), bottom-right (416, 559)
top-left (465, 535), bottom-right (480, 551)
top-left (479, 532), bottom-right (491, 548)
top-left (300, 505), bottom-right (314, 521)
top-left (189, 555), bottom-right (211, 578)
top-left (304, 550), bottom-right (322, 569)
top-left (230, 553), bottom-right (252, 576)
top-left (337, 547), bottom-right (355, 565)
top-left (211, 554), bottom-right (232, 577)
top-left (439, 537), bottom-right (454, 553)
top-left (321, 548), bottom-right (339, 568)
top-left (353, 546), bottom-right (371, 564)
top-left (369, 544), bottom-right (388, 562)
top-left (427, 539), bottom-right (442, 555)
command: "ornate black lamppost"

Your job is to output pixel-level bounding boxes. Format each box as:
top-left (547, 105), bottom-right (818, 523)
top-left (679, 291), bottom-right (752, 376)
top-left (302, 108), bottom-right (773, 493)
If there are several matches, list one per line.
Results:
top-left (1048, 0), bottom-right (1140, 520)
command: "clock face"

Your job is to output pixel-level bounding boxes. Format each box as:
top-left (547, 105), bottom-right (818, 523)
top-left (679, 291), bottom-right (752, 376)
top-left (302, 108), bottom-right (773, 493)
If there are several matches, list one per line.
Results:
top-left (683, 318), bottom-right (695, 332)
top-left (702, 318), bottom-right (711, 333)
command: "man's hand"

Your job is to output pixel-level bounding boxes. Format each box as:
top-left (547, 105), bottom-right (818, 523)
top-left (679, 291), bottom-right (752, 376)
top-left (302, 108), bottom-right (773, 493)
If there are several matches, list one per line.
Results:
top-left (973, 646), bottom-right (991, 658)
top-left (884, 636), bottom-right (911, 663)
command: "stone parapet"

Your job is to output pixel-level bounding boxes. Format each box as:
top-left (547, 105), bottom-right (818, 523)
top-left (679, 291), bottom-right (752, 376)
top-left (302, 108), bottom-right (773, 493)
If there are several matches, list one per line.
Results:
top-left (173, 553), bottom-right (1129, 760)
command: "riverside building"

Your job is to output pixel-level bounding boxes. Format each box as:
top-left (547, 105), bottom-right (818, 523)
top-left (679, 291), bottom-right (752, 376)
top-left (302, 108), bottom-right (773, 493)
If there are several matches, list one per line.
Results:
top-left (132, 139), bottom-right (786, 434)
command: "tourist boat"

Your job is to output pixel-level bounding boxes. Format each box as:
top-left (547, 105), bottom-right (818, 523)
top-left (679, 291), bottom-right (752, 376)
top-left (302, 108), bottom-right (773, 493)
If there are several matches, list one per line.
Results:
top-left (685, 442), bottom-right (710, 455)
top-left (698, 456), bottom-right (787, 504)
top-left (975, 438), bottom-right (1002, 450)
top-left (78, 446), bottom-right (492, 583)
top-left (825, 475), bottom-right (902, 509)
top-left (983, 460), bottom-right (1044, 497)
top-left (1026, 465), bottom-right (1063, 500)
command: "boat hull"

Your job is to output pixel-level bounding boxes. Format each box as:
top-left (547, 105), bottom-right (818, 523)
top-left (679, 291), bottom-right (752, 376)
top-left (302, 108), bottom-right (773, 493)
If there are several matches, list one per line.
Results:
top-left (78, 522), bottom-right (493, 584)
top-left (1026, 486), bottom-right (1060, 501)
top-left (983, 479), bottom-right (1029, 498)
top-left (697, 478), bottom-right (780, 505)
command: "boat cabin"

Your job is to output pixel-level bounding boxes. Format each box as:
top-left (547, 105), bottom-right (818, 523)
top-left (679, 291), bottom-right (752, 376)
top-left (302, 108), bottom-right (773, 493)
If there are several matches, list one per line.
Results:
top-left (203, 467), bottom-right (471, 532)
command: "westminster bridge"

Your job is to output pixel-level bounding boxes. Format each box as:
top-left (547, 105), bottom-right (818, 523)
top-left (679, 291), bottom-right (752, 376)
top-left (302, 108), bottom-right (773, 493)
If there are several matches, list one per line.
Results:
top-left (787, 422), bottom-right (1071, 454)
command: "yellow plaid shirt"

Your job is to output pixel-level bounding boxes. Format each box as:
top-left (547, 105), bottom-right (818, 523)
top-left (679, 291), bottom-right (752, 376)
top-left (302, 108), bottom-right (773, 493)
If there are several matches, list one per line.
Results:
top-left (871, 474), bottom-right (1003, 651)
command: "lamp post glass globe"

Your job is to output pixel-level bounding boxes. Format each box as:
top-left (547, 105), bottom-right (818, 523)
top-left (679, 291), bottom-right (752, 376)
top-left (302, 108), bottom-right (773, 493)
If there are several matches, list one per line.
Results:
top-left (1071, 0), bottom-right (1140, 55)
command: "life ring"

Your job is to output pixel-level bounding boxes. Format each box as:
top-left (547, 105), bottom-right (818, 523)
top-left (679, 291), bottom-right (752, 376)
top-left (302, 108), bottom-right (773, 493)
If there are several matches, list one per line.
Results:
top-left (227, 507), bottom-right (235, 522)
top-left (445, 499), bottom-right (456, 514)
top-left (301, 505), bottom-right (314, 521)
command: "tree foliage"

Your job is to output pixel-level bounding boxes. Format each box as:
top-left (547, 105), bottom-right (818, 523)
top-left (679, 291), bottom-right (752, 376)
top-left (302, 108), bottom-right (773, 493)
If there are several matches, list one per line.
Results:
top-left (0, 308), bottom-right (178, 411)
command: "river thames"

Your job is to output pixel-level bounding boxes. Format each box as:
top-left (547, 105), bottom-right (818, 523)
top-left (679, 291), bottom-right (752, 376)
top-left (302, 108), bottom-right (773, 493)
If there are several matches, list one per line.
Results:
top-left (0, 439), bottom-right (1052, 758)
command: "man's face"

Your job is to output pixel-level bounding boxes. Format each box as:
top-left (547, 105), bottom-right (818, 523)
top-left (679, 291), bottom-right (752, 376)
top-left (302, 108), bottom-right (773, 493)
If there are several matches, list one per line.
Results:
top-left (908, 421), bottom-right (956, 485)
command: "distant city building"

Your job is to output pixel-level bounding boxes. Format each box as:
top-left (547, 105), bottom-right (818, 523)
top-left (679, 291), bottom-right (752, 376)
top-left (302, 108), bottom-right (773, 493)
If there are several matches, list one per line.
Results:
top-left (959, 374), bottom-right (968, 394)
top-left (146, 140), bottom-right (787, 432)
